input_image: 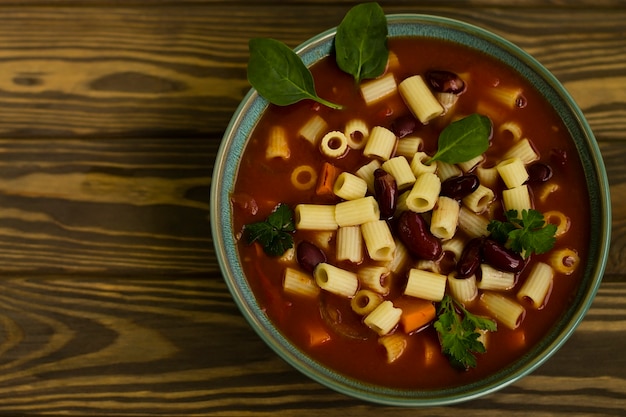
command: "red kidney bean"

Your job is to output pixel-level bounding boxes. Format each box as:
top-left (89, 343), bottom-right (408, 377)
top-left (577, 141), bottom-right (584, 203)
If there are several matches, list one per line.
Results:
top-left (396, 211), bottom-right (442, 260)
top-left (440, 174), bottom-right (480, 201)
top-left (526, 162), bottom-right (553, 183)
top-left (457, 237), bottom-right (484, 278)
top-left (425, 70), bottom-right (466, 94)
top-left (374, 168), bottom-right (398, 221)
top-left (391, 114), bottom-right (419, 138)
top-left (482, 239), bottom-right (525, 273)
top-left (297, 241), bottom-right (326, 273)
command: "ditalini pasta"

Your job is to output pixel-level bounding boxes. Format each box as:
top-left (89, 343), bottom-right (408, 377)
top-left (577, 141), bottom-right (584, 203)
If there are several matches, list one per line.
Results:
top-left (344, 118), bottom-right (369, 150)
top-left (458, 206), bottom-right (490, 238)
top-left (410, 151), bottom-right (437, 176)
top-left (517, 262), bottom-right (554, 308)
top-left (497, 157), bottom-right (528, 189)
top-left (355, 159), bottom-right (382, 193)
top-left (266, 125), bottom-right (290, 160)
top-left (447, 272), bottom-right (478, 304)
top-left (364, 300), bottom-right (402, 336)
top-left (291, 165), bottom-right (318, 191)
top-left (404, 269), bottom-right (447, 301)
top-left (478, 264), bottom-right (516, 291)
top-left (549, 247), bottom-right (580, 275)
top-left (351, 289), bottom-right (383, 316)
top-left (298, 114), bottom-right (328, 145)
top-left (361, 220), bottom-right (396, 261)
top-left (283, 267), bottom-right (321, 298)
top-left (382, 156), bottom-right (417, 191)
top-left (320, 131), bottom-right (349, 158)
top-left (475, 164), bottom-right (500, 188)
top-left (458, 154), bottom-right (484, 173)
top-left (398, 75), bottom-right (444, 123)
top-left (503, 138), bottom-right (539, 164)
top-left (336, 226), bottom-right (363, 263)
top-left (360, 73), bottom-right (398, 105)
top-left (498, 120), bottom-right (523, 141)
top-left (363, 126), bottom-right (397, 161)
top-left (462, 184), bottom-right (495, 214)
top-left (436, 161), bottom-right (462, 181)
top-left (358, 266), bottom-right (391, 295)
top-left (544, 210), bottom-right (571, 237)
top-left (333, 172), bottom-right (368, 201)
top-left (378, 333), bottom-right (408, 363)
top-left (480, 292), bottom-right (526, 330)
top-left (314, 263), bottom-right (359, 298)
top-left (295, 204), bottom-right (338, 230)
top-left (430, 196), bottom-right (460, 240)
top-left (502, 185), bottom-right (532, 214)
top-left (406, 172), bottom-right (441, 213)
top-left (396, 137), bottom-right (423, 158)
top-left (335, 196), bottom-right (380, 227)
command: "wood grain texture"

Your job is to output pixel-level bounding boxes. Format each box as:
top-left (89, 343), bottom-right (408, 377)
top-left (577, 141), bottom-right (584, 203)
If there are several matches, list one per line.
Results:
top-left (0, 0), bottom-right (622, 415)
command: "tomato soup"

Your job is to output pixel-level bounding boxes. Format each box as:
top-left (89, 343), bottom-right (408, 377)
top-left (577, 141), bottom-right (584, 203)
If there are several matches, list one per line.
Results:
top-left (230, 37), bottom-right (590, 389)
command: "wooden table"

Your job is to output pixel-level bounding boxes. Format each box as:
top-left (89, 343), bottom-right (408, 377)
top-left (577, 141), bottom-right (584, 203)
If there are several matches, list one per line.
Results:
top-left (0, 0), bottom-right (623, 415)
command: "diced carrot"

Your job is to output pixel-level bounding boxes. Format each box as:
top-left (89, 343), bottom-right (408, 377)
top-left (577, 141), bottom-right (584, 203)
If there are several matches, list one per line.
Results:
top-left (306, 323), bottom-right (332, 347)
top-left (395, 297), bottom-right (437, 334)
top-left (315, 162), bottom-right (341, 196)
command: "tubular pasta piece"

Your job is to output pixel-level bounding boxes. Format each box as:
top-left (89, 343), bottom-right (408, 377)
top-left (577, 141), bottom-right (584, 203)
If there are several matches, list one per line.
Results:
top-left (335, 196), bottom-right (380, 227)
top-left (396, 136), bottom-right (423, 158)
top-left (388, 238), bottom-right (411, 274)
top-left (410, 151), bottom-right (437, 176)
top-left (320, 131), bottom-right (349, 159)
top-left (480, 292), bottom-right (525, 330)
top-left (291, 165), bottom-right (318, 191)
top-left (517, 262), bottom-right (554, 309)
top-left (360, 73), bottom-right (398, 105)
top-left (462, 184), bottom-right (495, 214)
top-left (336, 226), bottom-right (363, 263)
top-left (503, 138), bottom-right (539, 164)
top-left (314, 263), bottom-right (358, 298)
top-left (538, 183), bottom-right (560, 203)
top-left (378, 333), bottom-right (408, 364)
top-left (361, 220), bottom-right (396, 261)
top-left (406, 172), bottom-right (441, 213)
top-left (478, 264), bottom-right (516, 291)
top-left (364, 300), bottom-right (402, 336)
top-left (498, 120), bottom-right (523, 141)
top-left (436, 161), bottom-right (462, 181)
top-left (487, 85), bottom-right (524, 109)
top-left (351, 289), bottom-right (383, 316)
top-left (294, 204), bottom-right (338, 230)
top-left (475, 164), bottom-right (500, 188)
top-left (358, 266), bottom-right (391, 295)
top-left (502, 185), bottom-right (532, 214)
top-left (543, 210), bottom-right (571, 237)
top-left (382, 156), bottom-right (416, 191)
top-left (442, 237), bottom-right (466, 261)
top-left (298, 114), bottom-right (328, 146)
top-left (458, 206), bottom-right (490, 238)
top-left (398, 75), bottom-right (444, 123)
top-left (549, 247), bottom-right (580, 275)
top-left (447, 272), bottom-right (478, 304)
top-left (497, 157), bottom-right (528, 189)
top-left (430, 196), bottom-right (460, 240)
top-left (333, 172), bottom-right (368, 201)
top-left (266, 125), bottom-right (291, 160)
top-left (458, 154), bottom-right (484, 173)
top-left (363, 126), bottom-right (397, 161)
top-left (344, 119), bottom-right (369, 150)
top-left (283, 267), bottom-right (320, 298)
top-left (404, 269), bottom-right (447, 302)
top-left (355, 159), bottom-right (382, 194)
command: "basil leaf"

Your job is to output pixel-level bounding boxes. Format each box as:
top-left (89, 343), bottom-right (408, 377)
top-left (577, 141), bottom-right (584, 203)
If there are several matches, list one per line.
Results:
top-left (335, 2), bottom-right (388, 83)
top-left (247, 38), bottom-right (342, 109)
top-left (429, 114), bottom-right (492, 164)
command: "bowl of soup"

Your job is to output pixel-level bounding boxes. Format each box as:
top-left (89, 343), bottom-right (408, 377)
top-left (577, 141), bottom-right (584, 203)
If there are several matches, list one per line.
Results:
top-left (211, 10), bottom-right (611, 406)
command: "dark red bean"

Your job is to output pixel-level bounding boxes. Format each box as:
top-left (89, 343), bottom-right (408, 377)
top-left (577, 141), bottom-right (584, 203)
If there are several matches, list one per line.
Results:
top-left (374, 168), bottom-right (398, 221)
top-left (425, 70), bottom-right (466, 94)
top-left (391, 114), bottom-right (419, 138)
top-left (440, 174), bottom-right (480, 201)
top-left (482, 239), bottom-right (525, 273)
top-left (396, 211), bottom-right (442, 260)
top-left (526, 162), bottom-right (553, 183)
top-left (297, 241), bottom-right (326, 273)
top-left (457, 237), bottom-right (484, 278)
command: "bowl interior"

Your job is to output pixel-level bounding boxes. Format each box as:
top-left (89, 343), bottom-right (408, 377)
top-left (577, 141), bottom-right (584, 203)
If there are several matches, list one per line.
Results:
top-left (211, 14), bottom-right (611, 406)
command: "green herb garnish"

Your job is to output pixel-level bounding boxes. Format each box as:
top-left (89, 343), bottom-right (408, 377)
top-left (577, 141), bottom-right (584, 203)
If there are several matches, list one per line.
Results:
top-left (487, 209), bottom-right (557, 259)
top-left (429, 113), bottom-right (492, 164)
top-left (247, 38), bottom-right (342, 109)
top-left (244, 203), bottom-right (295, 256)
top-left (434, 295), bottom-right (497, 370)
top-left (335, 2), bottom-right (389, 83)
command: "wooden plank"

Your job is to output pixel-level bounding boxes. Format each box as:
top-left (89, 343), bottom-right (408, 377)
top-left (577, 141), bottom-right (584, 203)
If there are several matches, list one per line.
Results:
top-left (0, 276), bottom-right (622, 415)
top-left (0, 138), bottom-right (215, 275)
top-left (0, 6), bottom-right (622, 138)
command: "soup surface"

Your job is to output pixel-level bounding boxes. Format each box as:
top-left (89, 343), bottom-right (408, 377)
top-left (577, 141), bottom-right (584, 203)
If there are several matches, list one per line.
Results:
top-left (230, 37), bottom-right (590, 389)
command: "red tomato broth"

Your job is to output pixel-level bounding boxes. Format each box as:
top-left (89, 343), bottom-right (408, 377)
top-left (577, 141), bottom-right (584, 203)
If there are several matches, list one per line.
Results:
top-left (230, 37), bottom-right (590, 390)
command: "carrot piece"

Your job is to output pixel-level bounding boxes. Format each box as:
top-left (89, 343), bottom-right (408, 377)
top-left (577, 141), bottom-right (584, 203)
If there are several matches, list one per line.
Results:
top-left (315, 162), bottom-right (341, 196)
top-left (395, 298), bottom-right (437, 334)
top-left (306, 323), bottom-right (331, 347)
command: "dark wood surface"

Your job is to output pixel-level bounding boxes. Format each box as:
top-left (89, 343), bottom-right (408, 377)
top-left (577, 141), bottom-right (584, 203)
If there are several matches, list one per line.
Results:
top-left (0, 1), bottom-right (624, 415)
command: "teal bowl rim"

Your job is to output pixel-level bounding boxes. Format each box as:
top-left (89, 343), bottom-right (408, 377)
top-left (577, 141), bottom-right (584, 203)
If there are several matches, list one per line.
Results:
top-left (210, 14), bottom-right (611, 406)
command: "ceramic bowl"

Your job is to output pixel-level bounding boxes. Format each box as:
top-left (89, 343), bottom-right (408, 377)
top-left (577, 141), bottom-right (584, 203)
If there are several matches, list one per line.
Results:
top-left (211, 14), bottom-right (611, 406)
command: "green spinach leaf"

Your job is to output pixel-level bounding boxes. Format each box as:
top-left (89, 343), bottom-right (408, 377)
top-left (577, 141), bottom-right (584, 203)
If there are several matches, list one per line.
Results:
top-left (335, 2), bottom-right (388, 83)
top-left (247, 38), bottom-right (342, 109)
top-left (429, 113), bottom-right (492, 164)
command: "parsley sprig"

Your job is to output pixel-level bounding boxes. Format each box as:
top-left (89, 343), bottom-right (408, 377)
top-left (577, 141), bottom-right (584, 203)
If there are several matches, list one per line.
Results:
top-left (434, 295), bottom-right (497, 369)
top-left (487, 209), bottom-right (557, 259)
top-left (244, 203), bottom-right (295, 256)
